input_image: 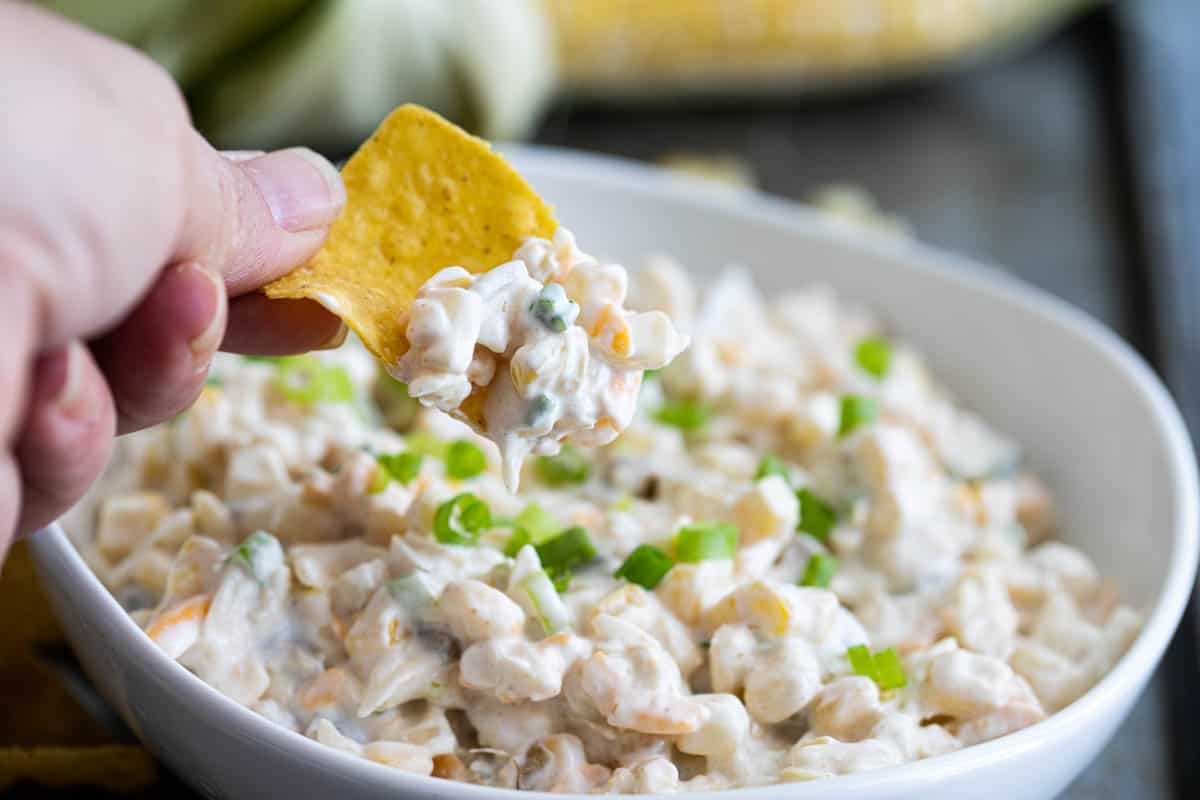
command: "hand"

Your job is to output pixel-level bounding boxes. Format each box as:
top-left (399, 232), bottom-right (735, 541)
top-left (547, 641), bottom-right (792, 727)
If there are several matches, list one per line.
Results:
top-left (0, 4), bottom-right (348, 550)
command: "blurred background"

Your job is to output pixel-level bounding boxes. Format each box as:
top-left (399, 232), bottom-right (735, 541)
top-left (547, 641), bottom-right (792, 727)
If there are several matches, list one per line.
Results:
top-left (5, 0), bottom-right (1200, 798)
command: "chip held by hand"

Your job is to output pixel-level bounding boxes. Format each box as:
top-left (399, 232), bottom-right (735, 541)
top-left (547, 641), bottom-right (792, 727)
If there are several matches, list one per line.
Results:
top-left (265, 104), bottom-right (558, 367)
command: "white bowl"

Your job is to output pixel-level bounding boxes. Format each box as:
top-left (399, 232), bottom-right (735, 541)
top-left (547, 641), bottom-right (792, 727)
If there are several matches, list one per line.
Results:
top-left (30, 146), bottom-right (1198, 800)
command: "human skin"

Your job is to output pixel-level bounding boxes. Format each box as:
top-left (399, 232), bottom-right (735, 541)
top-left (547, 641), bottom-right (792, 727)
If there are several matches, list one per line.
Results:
top-left (0, 3), bottom-right (348, 556)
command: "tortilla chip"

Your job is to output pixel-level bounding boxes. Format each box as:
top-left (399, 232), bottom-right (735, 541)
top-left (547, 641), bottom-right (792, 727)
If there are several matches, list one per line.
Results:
top-left (265, 104), bottom-right (558, 366)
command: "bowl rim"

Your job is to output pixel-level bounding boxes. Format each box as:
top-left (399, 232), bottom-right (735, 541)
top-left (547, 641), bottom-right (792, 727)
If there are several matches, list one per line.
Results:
top-left (30, 145), bottom-right (1200, 799)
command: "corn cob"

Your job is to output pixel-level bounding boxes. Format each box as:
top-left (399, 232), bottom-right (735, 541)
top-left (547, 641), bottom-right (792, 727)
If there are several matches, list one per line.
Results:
top-left (544, 0), bottom-right (1098, 97)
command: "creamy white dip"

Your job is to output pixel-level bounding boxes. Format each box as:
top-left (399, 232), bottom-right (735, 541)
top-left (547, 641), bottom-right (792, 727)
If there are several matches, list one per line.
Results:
top-left (393, 228), bottom-right (688, 489)
top-left (65, 253), bottom-right (1139, 793)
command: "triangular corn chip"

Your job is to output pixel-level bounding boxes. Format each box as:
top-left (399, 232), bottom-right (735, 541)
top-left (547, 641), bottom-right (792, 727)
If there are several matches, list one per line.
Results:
top-left (265, 104), bottom-right (558, 366)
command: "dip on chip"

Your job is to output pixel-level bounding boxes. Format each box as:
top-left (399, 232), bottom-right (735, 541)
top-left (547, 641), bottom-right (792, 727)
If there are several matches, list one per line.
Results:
top-left (265, 104), bottom-right (558, 367)
top-left (266, 105), bottom-right (689, 487)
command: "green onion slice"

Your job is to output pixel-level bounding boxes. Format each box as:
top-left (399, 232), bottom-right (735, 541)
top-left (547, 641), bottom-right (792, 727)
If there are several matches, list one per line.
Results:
top-left (797, 489), bottom-right (837, 541)
top-left (529, 283), bottom-right (580, 333)
top-left (534, 445), bottom-right (591, 486)
top-left (800, 553), bottom-right (839, 588)
top-left (614, 544), bottom-right (675, 589)
top-left (755, 454), bottom-right (790, 482)
top-left (847, 644), bottom-right (907, 690)
top-left (525, 394), bottom-right (557, 427)
top-left (847, 644), bottom-right (878, 681)
top-left (499, 502), bottom-right (565, 559)
top-left (229, 531), bottom-right (284, 583)
top-left (272, 356), bottom-right (355, 407)
top-left (374, 365), bottom-right (420, 430)
top-left (535, 526), bottom-right (597, 574)
top-left (445, 440), bottom-right (486, 480)
top-left (367, 466), bottom-right (390, 495)
top-left (377, 452), bottom-right (423, 487)
top-left (547, 566), bottom-right (572, 593)
top-left (433, 493), bottom-right (491, 546)
top-left (654, 399), bottom-right (710, 431)
top-left (376, 366), bottom-right (410, 398)
top-left (516, 503), bottom-right (559, 542)
top-left (675, 521), bottom-right (738, 562)
top-left (503, 528), bottom-right (533, 558)
top-left (854, 336), bottom-right (893, 379)
top-left (837, 395), bottom-right (879, 437)
top-left (874, 648), bottom-right (908, 690)
top-left (404, 431), bottom-right (449, 459)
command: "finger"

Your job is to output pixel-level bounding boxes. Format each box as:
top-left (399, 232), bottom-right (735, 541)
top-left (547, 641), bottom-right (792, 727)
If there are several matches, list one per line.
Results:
top-left (222, 294), bottom-right (347, 356)
top-left (0, 277), bottom-right (38, 446)
top-left (0, 454), bottom-right (18, 560)
top-left (177, 142), bottom-right (346, 297)
top-left (14, 343), bottom-right (116, 536)
top-left (0, 278), bottom-right (38, 553)
top-left (220, 149), bottom-right (266, 163)
top-left (91, 261), bottom-right (227, 434)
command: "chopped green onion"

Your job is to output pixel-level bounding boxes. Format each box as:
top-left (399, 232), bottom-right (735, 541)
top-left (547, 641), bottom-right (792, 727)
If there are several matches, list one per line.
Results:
top-left (386, 573), bottom-right (435, 617)
top-left (614, 544), bottom-right (675, 589)
top-left (535, 527), bottom-right (597, 575)
top-left (643, 368), bottom-right (662, 380)
top-left (377, 370), bottom-right (409, 397)
top-left (433, 493), bottom-right (491, 546)
top-left (503, 528), bottom-right (533, 558)
top-left (529, 283), bottom-right (580, 333)
top-left (874, 648), bottom-right (908, 690)
top-left (204, 373), bottom-right (223, 387)
top-left (612, 494), bottom-right (634, 512)
top-left (675, 521), bottom-right (738, 562)
top-left (516, 503), bottom-right (560, 542)
top-left (376, 452), bottom-right (423, 487)
top-left (847, 644), bottom-right (877, 681)
top-left (797, 489), bottom-right (837, 541)
top-left (445, 440), bottom-right (486, 480)
top-left (243, 355), bottom-right (282, 363)
top-left (367, 466), bottom-right (390, 495)
top-left (272, 356), bottom-right (355, 407)
top-left (547, 567), bottom-right (572, 593)
top-left (374, 364), bottom-right (419, 430)
top-left (847, 645), bottom-right (907, 690)
top-left (520, 571), bottom-right (569, 633)
top-left (534, 445), bottom-right (591, 486)
top-left (800, 553), bottom-right (839, 588)
top-left (229, 531), bottom-right (284, 583)
top-left (496, 507), bottom-right (559, 559)
top-left (837, 395), bottom-right (878, 437)
top-left (854, 337), bottom-right (892, 379)
top-left (654, 399), bottom-right (710, 431)
top-left (525, 393), bottom-right (557, 427)
top-left (404, 431), bottom-right (449, 459)
top-left (755, 454), bottom-right (790, 482)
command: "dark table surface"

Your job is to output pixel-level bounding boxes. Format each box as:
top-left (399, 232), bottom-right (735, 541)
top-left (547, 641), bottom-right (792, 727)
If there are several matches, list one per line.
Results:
top-left (13, 7), bottom-right (1197, 800)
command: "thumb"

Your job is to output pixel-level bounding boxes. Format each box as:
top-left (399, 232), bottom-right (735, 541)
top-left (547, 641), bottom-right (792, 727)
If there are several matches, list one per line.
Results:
top-left (175, 135), bottom-right (346, 297)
